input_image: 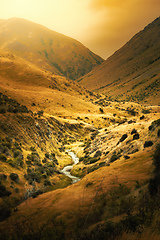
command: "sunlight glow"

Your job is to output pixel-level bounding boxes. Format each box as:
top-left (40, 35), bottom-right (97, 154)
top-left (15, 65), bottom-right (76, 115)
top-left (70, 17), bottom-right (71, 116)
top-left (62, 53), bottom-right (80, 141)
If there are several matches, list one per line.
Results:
top-left (1, 0), bottom-right (160, 58)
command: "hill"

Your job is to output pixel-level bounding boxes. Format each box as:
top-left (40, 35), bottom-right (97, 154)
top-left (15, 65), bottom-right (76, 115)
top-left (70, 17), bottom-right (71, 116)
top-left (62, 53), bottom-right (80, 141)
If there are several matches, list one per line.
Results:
top-left (0, 17), bottom-right (104, 80)
top-left (0, 49), bottom-right (101, 117)
top-left (0, 17), bottom-right (160, 240)
top-left (0, 103), bottom-right (160, 239)
top-left (78, 17), bottom-right (160, 105)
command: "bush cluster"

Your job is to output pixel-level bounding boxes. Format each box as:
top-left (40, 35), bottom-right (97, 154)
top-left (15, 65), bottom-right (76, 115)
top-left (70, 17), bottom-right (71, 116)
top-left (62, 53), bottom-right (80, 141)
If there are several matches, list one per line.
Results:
top-left (0, 92), bottom-right (29, 114)
top-left (148, 144), bottom-right (160, 196)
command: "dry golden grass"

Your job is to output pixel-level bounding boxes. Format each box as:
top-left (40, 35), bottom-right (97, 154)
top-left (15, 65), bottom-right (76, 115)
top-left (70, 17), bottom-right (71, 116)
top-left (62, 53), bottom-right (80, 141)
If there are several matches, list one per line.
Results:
top-left (0, 17), bottom-right (103, 80)
top-left (0, 146), bottom-right (154, 237)
top-left (79, 17), bottom-right (160, 105)
top-left (0, 49), bottom-right (100, 118)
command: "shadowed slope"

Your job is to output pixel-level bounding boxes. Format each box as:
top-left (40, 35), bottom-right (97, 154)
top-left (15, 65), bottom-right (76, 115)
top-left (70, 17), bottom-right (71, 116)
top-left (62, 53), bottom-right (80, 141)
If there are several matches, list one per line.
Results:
top-left (79, 17), bottom-right (160, 104)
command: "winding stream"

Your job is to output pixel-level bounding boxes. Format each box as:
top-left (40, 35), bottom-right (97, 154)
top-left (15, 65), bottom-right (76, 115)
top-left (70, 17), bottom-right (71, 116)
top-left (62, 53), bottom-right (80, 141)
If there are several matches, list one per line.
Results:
top-left (61, 150), bottom-right (80, 183)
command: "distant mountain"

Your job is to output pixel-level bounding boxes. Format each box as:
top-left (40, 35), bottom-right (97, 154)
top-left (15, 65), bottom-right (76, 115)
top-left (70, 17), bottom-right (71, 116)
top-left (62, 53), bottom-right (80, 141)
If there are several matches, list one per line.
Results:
top-left (78, 17), bottom-right (160, 104)
top-left (0, 17), bottom-right (104, 80)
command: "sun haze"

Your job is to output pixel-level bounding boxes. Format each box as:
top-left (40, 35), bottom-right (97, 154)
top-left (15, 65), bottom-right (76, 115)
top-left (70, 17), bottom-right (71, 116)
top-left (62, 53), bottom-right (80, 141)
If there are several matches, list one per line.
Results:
top-left (1, 0), bottom-right (160, 59)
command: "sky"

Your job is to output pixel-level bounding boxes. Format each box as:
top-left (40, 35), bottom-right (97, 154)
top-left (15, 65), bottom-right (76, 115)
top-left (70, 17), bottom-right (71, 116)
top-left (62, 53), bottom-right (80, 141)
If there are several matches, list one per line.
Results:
top-left (0, 0), bottom-right (160, 59)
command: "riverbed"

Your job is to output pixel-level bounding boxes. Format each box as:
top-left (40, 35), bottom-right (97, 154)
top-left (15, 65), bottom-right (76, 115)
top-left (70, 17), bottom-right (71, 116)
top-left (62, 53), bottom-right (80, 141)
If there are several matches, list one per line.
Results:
top-left (60, 150), bottom-right (80, 183)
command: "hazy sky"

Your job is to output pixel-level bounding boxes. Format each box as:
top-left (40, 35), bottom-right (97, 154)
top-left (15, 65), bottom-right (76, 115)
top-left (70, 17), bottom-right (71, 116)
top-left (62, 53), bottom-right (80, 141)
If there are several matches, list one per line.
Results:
top-left (0, 0), bottom-right (160, 59)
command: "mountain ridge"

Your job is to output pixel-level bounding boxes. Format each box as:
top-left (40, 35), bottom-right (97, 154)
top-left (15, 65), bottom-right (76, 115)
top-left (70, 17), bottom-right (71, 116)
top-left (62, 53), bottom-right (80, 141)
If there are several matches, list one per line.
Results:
top-left (0, 17), bottom-right (104, 80)
top-left (78, 16), bottom-right (160, 104)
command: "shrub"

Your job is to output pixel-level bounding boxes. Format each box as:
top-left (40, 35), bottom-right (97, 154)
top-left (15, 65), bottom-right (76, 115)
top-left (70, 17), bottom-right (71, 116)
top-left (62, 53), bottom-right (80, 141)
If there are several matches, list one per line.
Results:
top-left (140, 115), bottom-right (145, 120)
top-left (44, 179), bottom-right (51, 186)
top-left (110, 154), bottom-right (119, 163)
top-left (152, 144), bottom-right (160, 173)
top-left (149, 124), bottom-right (154, 131)
top-left (127, 108), bottom-right (137, 116)
top-left (148, 176), bottom-right (160, 196)
top-left (0, 184), bottom-right (11, 197)
top-left (83, 157), bottom-right (98, 165)
top-left (9, 173), bottom-right (19, 183)
top-left (14, 142), bottom-right (21, 151)
top-left (32, 189), bottom-right (43, 198)
top-left (94, 150), bottom-right (102, 158)
top-left (7, 159), bottom-right (16, 167)
top-left (142, 109), bottom-right (150, 114)
top-left (120, 214), bottom-right (143, 232)
top-left (42, 158), bottom-right (47, 163)
top-left (89, 157), bottom-right (99, 164)
top-left (0, 154), bottom-right (7, 162)
top-left (105, 151), bottom-right (109, 155)
top-left (79, 157), bottom-right (84, 162)
top-left (148, 119), bottom-right (160, 131)
top-left (133, 133), bottom-right (139, 140)
top-left (0, 206), bottom-right (11, 222)
top-left (30, 172), bottom-right (41, 183)
top-left (99, 161), bottom-right (106, 167)
top-left (99, 107), bottom-right (104, 113)
top-left (119, 134), bottom-right (128, 143)
top-left (51, 152), bottom-right (55, 158)
top-left (148, 144), bottom-right (160, 196)
top-left (131, 129), bottom-right (137, 135)
top-left (86, 181), bottom-right (93, 187)
top-left (15, 158), bottom-right (24, 168)
top-left (15, 187), bottom-right (19, 193)
top-left (0, 174), bottom-right (7, 181)
top-left (153, 118), bottom-right (160, 126)
top-left (7, 158), bottom-right (23, 168)
top-left (30, 146), bottom-right (36, 151)
top-left (37, 110), bottom-right (44, 116)
top-left (53, 158), bottom-right (59, 165)
top-left (45, 153), bottom-right (50, 159)
top-left (13, 150), bottom-right (22, 159)
top-left (0, 106), bottom-right (6, 114)
top-left (144, 141), bottom-right (153, 148)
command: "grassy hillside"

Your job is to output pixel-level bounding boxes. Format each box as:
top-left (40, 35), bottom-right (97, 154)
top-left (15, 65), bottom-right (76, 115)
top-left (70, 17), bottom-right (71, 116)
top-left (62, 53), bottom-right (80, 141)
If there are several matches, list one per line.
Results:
top-left (0, 109), bottom-right (160, 240)
top-left (78, 17), bottom-right (160, 105)
top-left (0, 17), bottom-right (160, 240)
top-left (0, 18), bottom-right (104, 80)
top-left (0, 49), bottom-right (102, 117)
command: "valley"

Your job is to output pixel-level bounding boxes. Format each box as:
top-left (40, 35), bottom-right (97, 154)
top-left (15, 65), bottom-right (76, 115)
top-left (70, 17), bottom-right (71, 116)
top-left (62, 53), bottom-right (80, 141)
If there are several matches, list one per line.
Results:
top-left (0, 17), bottom-right (160, 240)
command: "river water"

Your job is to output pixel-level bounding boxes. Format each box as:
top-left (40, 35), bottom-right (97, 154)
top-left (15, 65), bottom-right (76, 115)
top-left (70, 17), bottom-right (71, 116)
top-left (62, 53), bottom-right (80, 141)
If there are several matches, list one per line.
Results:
top-left (61, 150), bottom-right (80, 184)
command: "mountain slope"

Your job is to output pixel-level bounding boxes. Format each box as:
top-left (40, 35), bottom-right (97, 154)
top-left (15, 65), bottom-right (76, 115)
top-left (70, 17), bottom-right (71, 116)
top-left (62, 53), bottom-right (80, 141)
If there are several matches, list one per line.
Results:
top-left (78, 16), bottom-right (160, 104)
top-left (0, 49), bottom-right (100, 117)
top-left (0, 17), bottom-right (104, 80)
